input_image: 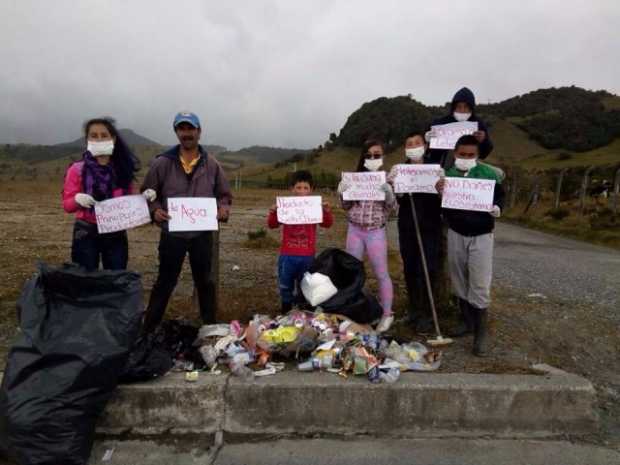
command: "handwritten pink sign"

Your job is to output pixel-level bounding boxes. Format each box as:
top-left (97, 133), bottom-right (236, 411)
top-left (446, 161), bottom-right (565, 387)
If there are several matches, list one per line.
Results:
top-left (95, 195), bottom-right (151, 234)
top-left (276, 196), bottom-right (323, 225)
top-left (391, 164), bottom-right (443, 194)
top-left (441, 177), bottom-right (495, 212)
top-left (168, 197), bottom-right (218, 232)
top-left (341, 171), bottom-right (386, 201)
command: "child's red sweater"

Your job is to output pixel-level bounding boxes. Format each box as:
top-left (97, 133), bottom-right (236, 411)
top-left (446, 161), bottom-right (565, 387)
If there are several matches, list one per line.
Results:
top-left (267, 207), bottom-right (333, 256)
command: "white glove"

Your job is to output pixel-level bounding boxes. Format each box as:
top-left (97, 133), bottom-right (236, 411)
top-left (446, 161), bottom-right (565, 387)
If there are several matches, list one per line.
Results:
top-left (424, 130), bottom-right (435, 142)
top-left (489, 205), bottom-right (501, 218)
top-left (337, 181), bottom-right (350, 194)
top-left (75, 193), bottom-right (96, 208)
top-left (142, 189), bottom-right (157, 202)
top-left (380, 183), bottom-right (395, 203)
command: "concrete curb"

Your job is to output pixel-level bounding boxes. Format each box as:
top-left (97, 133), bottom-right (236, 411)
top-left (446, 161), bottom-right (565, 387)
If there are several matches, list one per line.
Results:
top-left (98, 370), bottom-right (598, 438)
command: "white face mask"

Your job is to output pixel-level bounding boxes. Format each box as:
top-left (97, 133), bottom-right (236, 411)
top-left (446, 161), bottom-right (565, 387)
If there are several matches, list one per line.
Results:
top-left (405, 146), bottom-right (425, 161)
top-left (454, 157), bottom-right (477, 172)
top-left (87, 140), bottom-right (115, 156)
top-left (453, 112), bottom-right (472, 122)
top-left (364, 158), bottom-right (383, 171)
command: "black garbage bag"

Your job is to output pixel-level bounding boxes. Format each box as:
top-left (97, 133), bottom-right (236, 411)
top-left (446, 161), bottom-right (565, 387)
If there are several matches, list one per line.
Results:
top-left (307, 248), bottom-right (383, 324)
top-left (118, 332), bottom-right (173, 383)
top-left (0, 263), bottom-right (143, 465)
top-left (119, 319), bottom-right (203, 383)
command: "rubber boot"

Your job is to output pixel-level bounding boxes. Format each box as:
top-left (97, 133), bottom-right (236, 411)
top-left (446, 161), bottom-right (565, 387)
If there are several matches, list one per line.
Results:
top-left (472, 307), bottom-right (489, 357)
top-left (448, 298), bottom-right (474, 338)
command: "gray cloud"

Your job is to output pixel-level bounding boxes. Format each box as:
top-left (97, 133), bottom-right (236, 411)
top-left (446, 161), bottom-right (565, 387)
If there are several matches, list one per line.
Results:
top-left (1, 0), bottom-right (619, 149)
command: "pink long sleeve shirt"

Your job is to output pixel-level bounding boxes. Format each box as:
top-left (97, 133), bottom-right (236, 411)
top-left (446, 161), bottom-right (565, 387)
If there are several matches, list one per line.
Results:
top-left (62, 161), bottom-right (132, 224)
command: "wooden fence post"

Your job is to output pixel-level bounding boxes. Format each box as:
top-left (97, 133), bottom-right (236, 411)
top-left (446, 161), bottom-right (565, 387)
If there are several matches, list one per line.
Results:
top-left (509, 170), bottom-right (518, 209)
top-left (580, 166), bottom-right (595, 215)
top-left (523, 174), bottom-right (540, 214)
top-left (613, 166), bottom-right (620, 215)
top-left (192, 230), bottom-right (220, 319)
top-left (554, 168), bottom-right (568, 210)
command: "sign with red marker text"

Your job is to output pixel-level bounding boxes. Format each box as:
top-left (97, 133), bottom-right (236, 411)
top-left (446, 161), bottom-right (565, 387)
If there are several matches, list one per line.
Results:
top-left (95, 195), bottom-right (151, 234)
top-left (441, 177), bottom-right (496, 212)
top-left (168, 197), bottom-right (218, 231)
top-left (341, 171), bottom-right (386, 201)
top-left (430, 121), bottom-right (478, 150)
top-left (391, 164), bottom-right (443, 194)
top-left (276, 196), bottom-right (323, 225)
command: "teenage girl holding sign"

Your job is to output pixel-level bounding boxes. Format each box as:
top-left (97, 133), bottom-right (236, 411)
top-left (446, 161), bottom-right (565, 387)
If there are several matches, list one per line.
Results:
top-left (337, 139), bottom-right (396, 332)
top-left (62, 118), bottom-right (152, 270)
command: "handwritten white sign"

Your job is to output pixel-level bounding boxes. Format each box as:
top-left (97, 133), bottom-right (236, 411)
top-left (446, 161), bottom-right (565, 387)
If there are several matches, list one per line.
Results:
top-left (95, 195), bottom-right (151, 234)
top-left (168, 197), bottom-right (218, 232)
top-left (430, 121), bottom-right (478, 150)
top-left (341, 171), bottom-right (386, 201)
top-left (276, 196), bottom-right (323, 225)
top-left (441, 177), bottom-right (496, 212)
top-left (391, 164), bottom-right (443, 194)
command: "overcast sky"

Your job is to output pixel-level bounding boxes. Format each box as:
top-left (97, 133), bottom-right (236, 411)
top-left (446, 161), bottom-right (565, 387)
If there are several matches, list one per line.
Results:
top-left (1, 0), bottom-right (619, 149)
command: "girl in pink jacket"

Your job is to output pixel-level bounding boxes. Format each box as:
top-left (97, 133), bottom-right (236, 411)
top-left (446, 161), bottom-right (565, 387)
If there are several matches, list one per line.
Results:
top-left (62, 117), bottom-right (146, 270)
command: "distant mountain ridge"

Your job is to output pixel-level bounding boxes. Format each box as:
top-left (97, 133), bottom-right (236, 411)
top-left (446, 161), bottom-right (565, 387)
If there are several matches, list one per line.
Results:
top-left (217, 145), bottom-right (311, 167)
top-left (55, 128), bottom-right (161, 147)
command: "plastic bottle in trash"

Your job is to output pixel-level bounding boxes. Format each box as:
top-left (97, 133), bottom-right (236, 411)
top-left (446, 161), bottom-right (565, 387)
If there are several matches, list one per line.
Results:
top-left (379, 368), bottom-right (400, 384)
top-left (298, 359), bottom-right (314, 371)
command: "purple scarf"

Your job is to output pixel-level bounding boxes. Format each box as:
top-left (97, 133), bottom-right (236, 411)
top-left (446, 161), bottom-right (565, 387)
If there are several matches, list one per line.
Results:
top-left (81, 152), bottom-right (116, 201)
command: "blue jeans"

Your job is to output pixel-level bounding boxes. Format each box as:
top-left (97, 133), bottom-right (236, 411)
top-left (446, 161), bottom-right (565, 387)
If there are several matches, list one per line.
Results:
top-left (278, 255), bottom-right (314, 305)
top-left (71, 220), bottom-right (128, 271)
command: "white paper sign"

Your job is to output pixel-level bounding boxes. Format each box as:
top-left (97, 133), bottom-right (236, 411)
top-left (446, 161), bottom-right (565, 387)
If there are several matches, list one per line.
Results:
top-left (95, 195), bottom-right (151, 234)
top-left (391, 164), bottom-right (443, 194)
top-left (276, 196), bottom-right (323, 225)
top-left (168, 197), bottom-right (218, 231)
top-left (441, 177), bottom-right (496, 212)
top-left (341, 171), bottom-right (386, 201)
top-left (430, 121), bottom-right (478, 150)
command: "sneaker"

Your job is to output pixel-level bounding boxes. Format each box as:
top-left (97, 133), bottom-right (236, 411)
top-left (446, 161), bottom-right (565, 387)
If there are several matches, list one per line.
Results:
top-left (376, 315), bottom-right (394, 333)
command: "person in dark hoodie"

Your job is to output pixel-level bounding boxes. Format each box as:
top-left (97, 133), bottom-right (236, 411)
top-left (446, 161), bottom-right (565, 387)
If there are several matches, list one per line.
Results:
top-left (425, 87), bottom-right (493, 166)
top-left (436, 135), bottom-right (504, 357)
top-left (387, 132), bottom-right (442, 333)
top-left (140, 112), bottom-right (232, 332)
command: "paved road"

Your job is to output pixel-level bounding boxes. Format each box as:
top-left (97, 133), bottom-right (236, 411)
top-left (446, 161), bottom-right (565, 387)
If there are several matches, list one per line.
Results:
top-left (88, 438), bottom-right (620, 465)
top-left (389, 221), bottom-right (620, 311)
top-left (493, 222), bottom-right (620, 310)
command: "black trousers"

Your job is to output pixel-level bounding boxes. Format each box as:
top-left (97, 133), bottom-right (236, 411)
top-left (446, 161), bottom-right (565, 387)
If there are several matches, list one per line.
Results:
top-left (398, 221), bottom-right (442, 320)
top-left (71, 220), bottom-right (128, 271)
top-left (143, 231), bottom-right (216, 332)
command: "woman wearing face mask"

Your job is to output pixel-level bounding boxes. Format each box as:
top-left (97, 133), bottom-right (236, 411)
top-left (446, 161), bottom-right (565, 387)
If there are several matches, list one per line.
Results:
top-left (387, 133), bottom-right (443, 333)
top-left (62, 117), bottom-right (153, 270)
top-left (337, 139), bottom-right (396, 332)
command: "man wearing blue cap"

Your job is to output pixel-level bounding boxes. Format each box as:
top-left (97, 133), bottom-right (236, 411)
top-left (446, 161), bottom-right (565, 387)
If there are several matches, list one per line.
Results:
top-left (140, 112), bottom-right (232, 332)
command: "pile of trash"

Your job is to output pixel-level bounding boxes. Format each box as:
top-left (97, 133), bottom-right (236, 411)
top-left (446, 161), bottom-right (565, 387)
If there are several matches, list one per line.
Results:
top-left (166, 309), bottom-right (442, 384)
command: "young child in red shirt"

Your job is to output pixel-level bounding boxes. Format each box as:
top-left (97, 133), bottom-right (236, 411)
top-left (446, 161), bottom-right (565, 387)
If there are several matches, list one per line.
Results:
top-left (268, 170), bottom-right (334, 312)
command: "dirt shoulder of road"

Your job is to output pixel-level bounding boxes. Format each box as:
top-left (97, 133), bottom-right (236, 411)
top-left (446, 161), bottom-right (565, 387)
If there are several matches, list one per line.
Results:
top-left (0, 182), bottom-right (618, 447)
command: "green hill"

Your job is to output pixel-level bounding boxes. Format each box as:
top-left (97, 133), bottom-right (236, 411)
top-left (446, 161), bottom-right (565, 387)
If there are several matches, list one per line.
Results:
top-left (329, 86), bottom-right (620, 170)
